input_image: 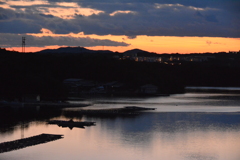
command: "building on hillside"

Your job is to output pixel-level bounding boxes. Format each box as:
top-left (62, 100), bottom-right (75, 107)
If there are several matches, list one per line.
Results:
top-left (103, 81), bottom-right (125, 93)
top-left (140, 84), bottom-right (158, 94)
top-left (22, 94), bottom-right (40, 102)
top-left (63, 79), bottom-right (82, 86)
top-left (63, 79), bottom-right (82, 95)
top-left (63, 79), bottom-right (95, 95)
top-left (182, 56), bottom-right (215, 62)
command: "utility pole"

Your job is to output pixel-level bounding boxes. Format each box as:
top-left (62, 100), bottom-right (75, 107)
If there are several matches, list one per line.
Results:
top-left (21, 122), bottom-right (24, 139)
top-left (22, 37), bottom-right (26, 53)
top-left (20, 36), bottom-right (26, 138)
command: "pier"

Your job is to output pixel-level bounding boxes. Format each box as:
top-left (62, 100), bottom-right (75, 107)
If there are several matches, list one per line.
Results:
top-left (0, 133), bottom-right (63, 154)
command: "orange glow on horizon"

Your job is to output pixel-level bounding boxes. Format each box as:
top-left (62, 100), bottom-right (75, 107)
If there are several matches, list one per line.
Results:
top-left (7, 46), bottom-right (62, 53)
top-left (1, 1), bottom-right (239, 54)
top-left (5, 35), bottom-right (240, 54)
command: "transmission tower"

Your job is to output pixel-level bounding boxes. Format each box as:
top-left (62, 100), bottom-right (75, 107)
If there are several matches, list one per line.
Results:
top-left (22, 37), bottom-right (26, 53)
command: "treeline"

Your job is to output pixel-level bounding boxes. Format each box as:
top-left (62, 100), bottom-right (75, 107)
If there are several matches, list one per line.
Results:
top-left (0, 48), bottom-right (240, 100)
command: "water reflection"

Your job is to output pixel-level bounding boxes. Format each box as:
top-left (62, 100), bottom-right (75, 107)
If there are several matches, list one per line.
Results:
top-left (93, 112), bottom-right (240, 140)
top-left (80, 93), bottom-right (240, 112)
top-left (0, 93), bottom-right (240, 160)
top-left (1, 112), bottom-right (240, 160)
top-left (0, 107), bottom-right (62, 139)
top-left (89, 112), bottom-right (240, 160)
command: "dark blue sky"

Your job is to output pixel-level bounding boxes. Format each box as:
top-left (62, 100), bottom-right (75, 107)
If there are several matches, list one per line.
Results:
top-left (0, 0), bottom-right (239, 50)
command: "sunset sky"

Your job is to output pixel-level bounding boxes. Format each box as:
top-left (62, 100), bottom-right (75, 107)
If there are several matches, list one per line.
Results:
top-left (0, 0), bottom-right (239, 53)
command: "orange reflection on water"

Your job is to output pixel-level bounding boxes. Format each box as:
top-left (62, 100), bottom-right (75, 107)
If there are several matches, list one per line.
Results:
top-left (1, 112), bottom-right (240, 160)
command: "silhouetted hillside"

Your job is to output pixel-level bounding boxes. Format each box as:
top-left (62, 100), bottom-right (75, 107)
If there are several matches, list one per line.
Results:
top-left (37, 46), bottom-right (116, 55)
top-left (123, 49), bottom-right (156, 57)
top-left (0, 47), bottom-right (240, 100)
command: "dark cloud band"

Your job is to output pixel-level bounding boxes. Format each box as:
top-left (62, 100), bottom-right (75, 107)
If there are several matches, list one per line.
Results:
top-left (0, 33), bottom-right (130, 47)
top-left (0, 0), bottom-right (239, 38)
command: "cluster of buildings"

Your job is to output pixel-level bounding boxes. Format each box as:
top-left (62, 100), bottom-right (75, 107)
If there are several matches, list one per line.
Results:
top-left (121, 50), bottom-right (217, 64)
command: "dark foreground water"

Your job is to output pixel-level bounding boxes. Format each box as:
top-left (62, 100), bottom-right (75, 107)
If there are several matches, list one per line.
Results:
top-left (0, 93), bottom-right (240, 160)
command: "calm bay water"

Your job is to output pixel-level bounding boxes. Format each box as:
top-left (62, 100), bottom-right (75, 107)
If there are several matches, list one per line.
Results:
top-left (1, 93), bottom-right (240, 160)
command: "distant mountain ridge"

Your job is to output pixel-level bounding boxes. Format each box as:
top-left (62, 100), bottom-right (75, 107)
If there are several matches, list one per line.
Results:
top-left (123, 48), bottom-right (149, 54)
top-left (123, 48), bottom-right (157, 57)
top-left (36, 47), bottom-right (156, 55)
top-left (37, 46), bottom-right (115, 54)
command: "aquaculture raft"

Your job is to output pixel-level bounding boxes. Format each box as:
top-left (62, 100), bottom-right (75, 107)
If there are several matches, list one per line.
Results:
top-left (0, 133), bottom-right (63, 153)
top-left (47, 120), bottom-right (96, 129)
top-left (64, 106), bottom-right (156, 117)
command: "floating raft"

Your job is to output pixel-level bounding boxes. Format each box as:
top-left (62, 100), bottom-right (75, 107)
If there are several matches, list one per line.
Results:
top-left (0, 133), bottom-right (63, 154)
top-left (47, 120), bottom-right (96, 129)
top-left (122, 106), bottom-right (156, 111)
top-left (63, 106), bottom-right (156, 117)
top-left (0, 101), bottom-right (90, 109)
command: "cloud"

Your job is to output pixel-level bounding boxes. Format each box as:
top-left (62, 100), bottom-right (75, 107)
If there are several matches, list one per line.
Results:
top-left (3, 1), bottom-right (104, 19)
top-left (0, 0), bottom-right (240, 38)
top-left (39, 13), bottom-right (55, 18)
top-left (70, 3), bottom-right (239, 37)
top-left (110, 10), bottom-right (136, 16)
top-left (10, 5), bottom-right (104, 19)
top-left (194, 11), bottom-right (218, 23)
top-left (76, 0), bottom-right (240, 12)
top-left (0, 33), bottom-right (130, 47)
top-left (0, 14), bottom-right (8, 20)
top-left (206, 40), bottom-right (226, 46)
top-left (204, 14), bottom-right (218, 23)
top-left (127, 35), bottom-right (137, 39)
top-left (0, 20), bottom-right (42, 33)
top-left (206, 40), bottom-right (212, 45)
top-left (41, 28), bottom-right (54, 34)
